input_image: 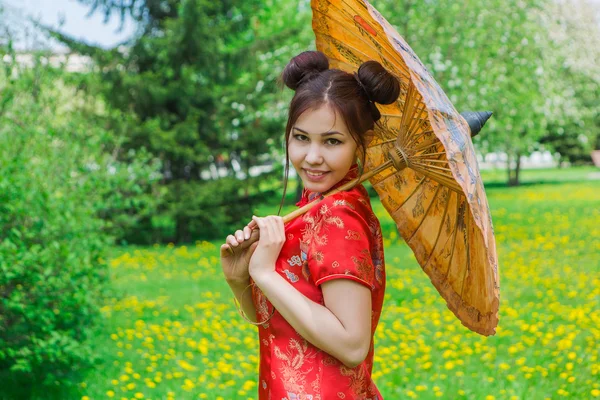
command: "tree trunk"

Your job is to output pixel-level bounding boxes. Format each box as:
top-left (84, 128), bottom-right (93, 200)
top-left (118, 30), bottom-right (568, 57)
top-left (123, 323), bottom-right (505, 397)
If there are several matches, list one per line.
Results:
top-left (508, 151), bottom-right (522, 187)
top-left (175, 215), bottom-right (190, 243)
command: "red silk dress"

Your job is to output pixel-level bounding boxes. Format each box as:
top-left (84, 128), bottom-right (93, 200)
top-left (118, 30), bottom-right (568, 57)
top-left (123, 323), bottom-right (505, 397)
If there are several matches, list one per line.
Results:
top-left (250, 166), bottom-right (386, 400)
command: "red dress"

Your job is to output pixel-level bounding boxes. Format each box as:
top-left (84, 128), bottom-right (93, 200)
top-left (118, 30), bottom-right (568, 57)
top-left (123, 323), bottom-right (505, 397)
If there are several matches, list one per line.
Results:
top-left (251, 166), bottom-right (386, 400)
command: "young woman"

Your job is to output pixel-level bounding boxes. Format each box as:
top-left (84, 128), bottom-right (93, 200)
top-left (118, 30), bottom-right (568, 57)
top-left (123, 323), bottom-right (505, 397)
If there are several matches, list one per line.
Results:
top-left (220, 50), bottom-right (400, 400)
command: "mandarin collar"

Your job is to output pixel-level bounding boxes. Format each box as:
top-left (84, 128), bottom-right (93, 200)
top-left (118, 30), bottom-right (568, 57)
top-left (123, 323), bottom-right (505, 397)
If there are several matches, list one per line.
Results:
top-left (295, 164), bottom-right (360, 207)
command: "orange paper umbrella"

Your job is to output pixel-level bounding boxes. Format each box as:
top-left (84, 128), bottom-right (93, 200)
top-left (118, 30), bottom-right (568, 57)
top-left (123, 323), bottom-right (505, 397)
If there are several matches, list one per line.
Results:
top-left (302, 0), bottom-right (500, 336)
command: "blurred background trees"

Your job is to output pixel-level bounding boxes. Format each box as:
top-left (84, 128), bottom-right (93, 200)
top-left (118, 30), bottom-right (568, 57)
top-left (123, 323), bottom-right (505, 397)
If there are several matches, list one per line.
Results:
top-left (44, 0), bottom-right (600, 237)
top-left (46, 0), bottom-right (315, 243)
top-left (378, 0), bottom-right (600, 185)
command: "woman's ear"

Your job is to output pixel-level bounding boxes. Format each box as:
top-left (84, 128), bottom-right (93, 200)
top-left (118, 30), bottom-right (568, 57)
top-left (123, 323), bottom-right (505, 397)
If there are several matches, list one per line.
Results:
top-left (364, 129), bottom-right (376, 147)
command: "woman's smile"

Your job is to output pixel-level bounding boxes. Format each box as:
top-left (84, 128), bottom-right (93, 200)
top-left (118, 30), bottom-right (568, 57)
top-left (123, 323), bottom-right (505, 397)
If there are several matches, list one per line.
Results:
top-left (303, 169), bottom-right (330, 181)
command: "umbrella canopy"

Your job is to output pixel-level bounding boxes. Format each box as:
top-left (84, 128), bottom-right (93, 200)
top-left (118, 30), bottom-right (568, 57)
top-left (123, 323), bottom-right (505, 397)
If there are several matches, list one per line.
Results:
top-left (306, 0), bottom-right (500, 336)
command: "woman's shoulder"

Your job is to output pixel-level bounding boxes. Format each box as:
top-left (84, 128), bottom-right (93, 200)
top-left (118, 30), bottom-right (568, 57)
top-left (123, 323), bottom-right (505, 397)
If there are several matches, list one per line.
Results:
top-left (315, 184), bottom-right (372, 217)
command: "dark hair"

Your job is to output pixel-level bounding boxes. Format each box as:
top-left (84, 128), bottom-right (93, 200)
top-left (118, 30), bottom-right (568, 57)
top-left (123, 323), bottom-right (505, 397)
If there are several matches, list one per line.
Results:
top-left (277, 50), bottom-right (401, 215)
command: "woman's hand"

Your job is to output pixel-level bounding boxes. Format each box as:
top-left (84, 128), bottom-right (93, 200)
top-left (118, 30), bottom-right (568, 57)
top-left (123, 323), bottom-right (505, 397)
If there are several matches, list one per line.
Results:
top-left (249, 216), bottom-right (286, 282)
top-left (220, 222), bottom-right (260, 285)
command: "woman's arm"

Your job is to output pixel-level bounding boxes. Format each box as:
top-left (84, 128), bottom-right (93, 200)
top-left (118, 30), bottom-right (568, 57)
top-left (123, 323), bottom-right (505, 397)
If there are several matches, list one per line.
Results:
top-left (251, 270), bottom-right (372, 368)
top-left (227, 278), bottom-right (258, 324)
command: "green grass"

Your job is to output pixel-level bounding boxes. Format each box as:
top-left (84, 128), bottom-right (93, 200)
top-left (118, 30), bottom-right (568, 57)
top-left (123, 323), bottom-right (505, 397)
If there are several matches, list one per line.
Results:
top-left (66, 166), bottom-right (600, 399)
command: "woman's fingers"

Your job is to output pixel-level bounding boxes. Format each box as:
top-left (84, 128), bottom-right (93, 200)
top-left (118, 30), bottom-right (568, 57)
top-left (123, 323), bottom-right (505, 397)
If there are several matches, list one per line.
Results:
top-left (226, 234), bottom-right (239, 247)
top-left (252, 216), bottom-right (267, 243)
top-left (265, 217), bottom-right (277, 243)
top-left (243, 225), bottom-right (251, 240)
top-left (235, 229), bottom-right (244, 242)
top-left (274, 216), bottom-right (285, 240)
top-left (251, 216), bottom-right (286, 246)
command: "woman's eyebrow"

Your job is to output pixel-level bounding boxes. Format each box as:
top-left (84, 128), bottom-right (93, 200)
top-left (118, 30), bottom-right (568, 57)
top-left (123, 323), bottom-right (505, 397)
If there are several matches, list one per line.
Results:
top-left (293, 127), bottom-right (344, 136)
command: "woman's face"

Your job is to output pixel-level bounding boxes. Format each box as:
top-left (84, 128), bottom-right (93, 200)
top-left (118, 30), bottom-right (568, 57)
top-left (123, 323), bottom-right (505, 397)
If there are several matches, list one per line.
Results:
top-left (288, 104), bottom-right (358, 193)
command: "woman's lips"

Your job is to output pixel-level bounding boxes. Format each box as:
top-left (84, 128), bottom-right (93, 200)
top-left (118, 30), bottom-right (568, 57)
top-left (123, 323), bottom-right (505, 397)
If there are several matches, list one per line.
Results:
top-left (303, 169), bottom-right (330, 181)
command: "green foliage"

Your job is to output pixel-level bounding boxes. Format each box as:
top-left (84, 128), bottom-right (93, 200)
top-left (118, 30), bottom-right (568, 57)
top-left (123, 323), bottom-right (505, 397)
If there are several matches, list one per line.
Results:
top-left (540, 128), bottom-right (594, 167)
top-left (51, 0), bottom-right (314, 242)
top-left (0, 48), bottom-right (161, 391)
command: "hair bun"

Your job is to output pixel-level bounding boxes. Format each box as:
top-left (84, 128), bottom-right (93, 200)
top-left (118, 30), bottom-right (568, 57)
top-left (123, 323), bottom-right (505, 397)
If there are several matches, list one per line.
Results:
top-left (357, 60), bottom-right (400, 105)
top-left (282, 51), bottom-right (329, 91)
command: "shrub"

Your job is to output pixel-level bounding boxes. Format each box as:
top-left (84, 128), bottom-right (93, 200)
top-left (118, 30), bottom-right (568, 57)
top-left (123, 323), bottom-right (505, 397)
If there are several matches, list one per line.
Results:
top-left (0, 58), bottom-right (161, 393)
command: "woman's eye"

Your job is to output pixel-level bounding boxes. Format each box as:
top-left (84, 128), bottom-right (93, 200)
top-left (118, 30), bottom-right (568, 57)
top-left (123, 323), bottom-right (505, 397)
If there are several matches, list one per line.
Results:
top-left (293, 134), bottom-right (340, 145)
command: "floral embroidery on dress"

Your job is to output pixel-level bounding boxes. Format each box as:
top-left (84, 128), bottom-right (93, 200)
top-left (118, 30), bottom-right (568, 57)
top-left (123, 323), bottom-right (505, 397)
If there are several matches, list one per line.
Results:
top-left (301, 203), bottom-right (344, 246)
top-left (273, 338), bottom-right (319, 395)
top-left (375, 264), bottom-right (384, 285)
top-left (345, 230), bottom-right (361, 240)
top-left (283, 269), bottom-right (299, 283)
top-left (333, 199), bottom-right (355, 209)
top-left (254, 286), bottom-right (273, 328)
top-left (351, 249), bottom-right (374, 283)
top-left (312, 251), bottom-right (324, 264)
top-left (340, 365), bottom-right (369, 398)
top-left (288, 255), bottom-right (302, 267)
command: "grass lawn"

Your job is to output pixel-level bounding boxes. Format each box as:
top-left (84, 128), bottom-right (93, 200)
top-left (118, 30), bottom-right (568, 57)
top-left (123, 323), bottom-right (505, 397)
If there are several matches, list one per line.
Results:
top-left (72, 166), bottom-right (599, 400)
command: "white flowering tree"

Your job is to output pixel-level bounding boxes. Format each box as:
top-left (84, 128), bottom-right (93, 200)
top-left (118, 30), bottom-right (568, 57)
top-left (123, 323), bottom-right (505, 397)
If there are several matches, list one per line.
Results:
top-left (380, 0), bottom-right (600, 184)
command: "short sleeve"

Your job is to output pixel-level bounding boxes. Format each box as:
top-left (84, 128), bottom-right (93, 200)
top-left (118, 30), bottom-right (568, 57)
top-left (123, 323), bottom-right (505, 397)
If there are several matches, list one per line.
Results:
top-left (307, 195), bottom-right (375, 290)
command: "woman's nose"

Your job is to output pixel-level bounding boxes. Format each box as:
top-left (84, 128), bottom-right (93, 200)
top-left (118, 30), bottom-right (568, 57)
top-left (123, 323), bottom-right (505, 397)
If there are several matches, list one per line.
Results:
top-left (305, 143), bottom-right (323, 164)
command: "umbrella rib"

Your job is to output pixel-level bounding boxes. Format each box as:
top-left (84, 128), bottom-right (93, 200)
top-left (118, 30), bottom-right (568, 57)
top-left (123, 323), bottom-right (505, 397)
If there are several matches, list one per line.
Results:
top-left (401, 96), bottom-right (425, 150)
top-left (314, 3), bottom-right (412, 80)
top-left (411, 164), bottom-right (453, 179)
top-left (413, 151), bottom-right (447, 159)
top-left (411, 159), bottom-right (449, 165)
top-left (410, 165), bottom-right (460, 191)
top-left (402, 129), bottom-right (435, 150)
top-left (368, 126), bottom-right (426, 149)
top-left (407, 184), bottom-right (442, 244)
top-left (404, 103), bottom-right (430, 144)
top-left (411, 162), bottom-right (453, 173)
top-left (396, 83), bottom-right (414, 149)
top-left (423, 186), bottom-right (452, 269)
top-left (415, 139), bottom-right (443, 153)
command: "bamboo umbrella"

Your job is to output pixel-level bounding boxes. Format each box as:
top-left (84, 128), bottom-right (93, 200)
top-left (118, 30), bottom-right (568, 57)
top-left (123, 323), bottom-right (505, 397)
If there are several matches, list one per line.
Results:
top-left (237, 0), bottom-right (500, 336)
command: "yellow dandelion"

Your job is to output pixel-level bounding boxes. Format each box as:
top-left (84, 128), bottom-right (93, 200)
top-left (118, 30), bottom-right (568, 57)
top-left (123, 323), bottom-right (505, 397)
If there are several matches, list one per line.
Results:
top-left (177, 359), bottom-right (197, 371)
